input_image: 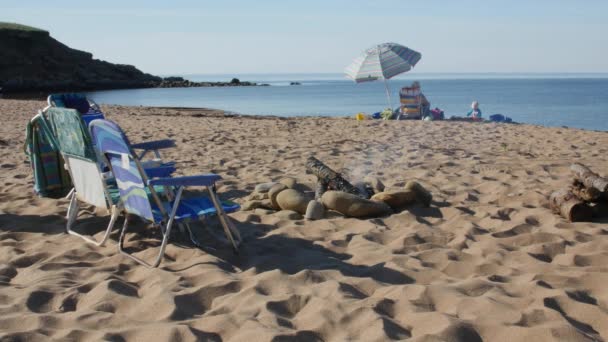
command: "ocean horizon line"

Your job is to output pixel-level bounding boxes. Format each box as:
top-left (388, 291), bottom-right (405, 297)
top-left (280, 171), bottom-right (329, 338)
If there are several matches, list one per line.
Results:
top-left (170, 72), bottom-right (608, 82)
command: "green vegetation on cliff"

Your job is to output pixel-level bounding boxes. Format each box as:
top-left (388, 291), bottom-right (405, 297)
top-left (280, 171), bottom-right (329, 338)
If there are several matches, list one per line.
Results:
top-left (0, 22), bottom-right (47, 32)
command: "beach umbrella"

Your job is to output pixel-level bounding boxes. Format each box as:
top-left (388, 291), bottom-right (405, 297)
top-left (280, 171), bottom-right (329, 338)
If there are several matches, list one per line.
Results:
top-left (345, 42), bottom-right (421, 113)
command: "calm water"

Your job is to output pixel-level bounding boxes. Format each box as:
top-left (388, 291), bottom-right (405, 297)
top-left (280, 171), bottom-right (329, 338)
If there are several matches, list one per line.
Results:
top-left (86, 73), bottom-right (608, 131)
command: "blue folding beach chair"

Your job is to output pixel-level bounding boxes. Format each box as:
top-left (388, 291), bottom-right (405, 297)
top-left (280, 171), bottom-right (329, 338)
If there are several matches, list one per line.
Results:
top-left (46, 93), bottom-right (105, 127)
top-left (38, 107), bottom-right (176, 247)
top-left (89, 119), bottom-right (241, 267)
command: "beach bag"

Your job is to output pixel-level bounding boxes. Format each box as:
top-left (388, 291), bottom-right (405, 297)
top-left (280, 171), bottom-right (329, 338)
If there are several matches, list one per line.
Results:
top-left (489, 114), bottom-right (505, 122)
top-left (24, 114), bottom-right (72, 198)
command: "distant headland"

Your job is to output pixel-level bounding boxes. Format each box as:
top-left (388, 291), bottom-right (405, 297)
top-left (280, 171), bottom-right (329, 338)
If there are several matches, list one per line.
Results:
top-left (0, 22), bottom-right (262, 93)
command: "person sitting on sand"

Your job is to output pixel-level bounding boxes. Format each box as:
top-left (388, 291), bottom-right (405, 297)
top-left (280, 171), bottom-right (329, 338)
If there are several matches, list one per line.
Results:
top-left (399, 81), bottom-right (430, 119)
top-left (467, 101), bottom-right (482, 120)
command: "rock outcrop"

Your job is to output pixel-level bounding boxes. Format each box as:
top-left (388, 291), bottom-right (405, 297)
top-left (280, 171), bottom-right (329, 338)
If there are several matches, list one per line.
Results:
top-left (0, 22), bottom-right (261, 93)
top-left (0, 23), bottom-right (161, 93)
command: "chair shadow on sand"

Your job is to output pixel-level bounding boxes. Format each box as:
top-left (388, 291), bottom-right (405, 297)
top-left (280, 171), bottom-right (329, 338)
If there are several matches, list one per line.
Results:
top-left (182, 217), bottom-right (415, 285)
top-left (0, 212), bottom-right (414, 285)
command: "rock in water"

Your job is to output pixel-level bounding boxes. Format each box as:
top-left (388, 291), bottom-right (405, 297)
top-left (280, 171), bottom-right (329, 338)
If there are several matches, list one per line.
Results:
top-left (269, 183), bottom-right (288, 210)
top-left (255, 182), bottom-right (277, 193)
top-left (364, 176), bottom-right (385, 194)
top-left (321, 191), bottom-right (392, 218)
top-left (275, 210), bottom-right (302, 220)
top-left (276, 189), bottom-right (310, 214)
top-left (305, 200), bottom-right (325, 220)
top-left (279, 177), bottom-right (297, 189)
top-left (405, 181), bottom-right (433, 206)
top-left (371, 189), bottom-right (417, 210)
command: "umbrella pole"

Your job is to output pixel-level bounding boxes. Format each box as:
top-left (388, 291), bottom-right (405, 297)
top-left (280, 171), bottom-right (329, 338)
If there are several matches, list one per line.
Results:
top-left (383, 78), bottom-right (398, 119)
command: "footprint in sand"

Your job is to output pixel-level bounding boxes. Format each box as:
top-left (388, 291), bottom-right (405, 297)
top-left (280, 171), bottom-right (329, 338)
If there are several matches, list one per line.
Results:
top-left (25, 290), bottom-right (55, 313)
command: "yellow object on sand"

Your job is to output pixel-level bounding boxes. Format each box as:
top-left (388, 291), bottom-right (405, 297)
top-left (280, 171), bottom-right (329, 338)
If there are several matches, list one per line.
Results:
top-left (355, 113), bottom-right (366, 120)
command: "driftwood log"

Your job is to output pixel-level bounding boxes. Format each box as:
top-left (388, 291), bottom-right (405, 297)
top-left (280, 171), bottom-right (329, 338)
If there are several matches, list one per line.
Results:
top-left (571, 163), bottom-right (608, 194)
top-left (549, 188), bottom-right (593, 222)
top-left (306, 156), bottom-right (369, 199)
top-left (571, 180), bottom-right (602, 202)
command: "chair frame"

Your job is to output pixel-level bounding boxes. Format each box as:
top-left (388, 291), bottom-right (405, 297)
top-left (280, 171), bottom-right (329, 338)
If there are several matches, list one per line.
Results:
top-left (36, 107), bottom-right (121, 246)
top-left (39, 107), bottom-right (176, 247)
top-left (63, 154), bottom-right (120, 246)
top-left (91, 119), bottom-right (241, 268)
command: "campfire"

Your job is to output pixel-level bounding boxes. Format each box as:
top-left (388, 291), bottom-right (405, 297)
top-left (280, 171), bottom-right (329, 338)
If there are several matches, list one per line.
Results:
top-left (242, 156), bottom-right (433, 220)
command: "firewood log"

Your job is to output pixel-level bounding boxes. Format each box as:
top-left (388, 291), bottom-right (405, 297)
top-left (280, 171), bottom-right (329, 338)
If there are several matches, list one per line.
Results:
top-left (571, 180), bottom-right (601, 202)
top-left (549, 188), bottom-right (593, 222)
top-left (571, 163), bottom-right (608, 193)
top-left (306, 156), bottom-right (368, 199)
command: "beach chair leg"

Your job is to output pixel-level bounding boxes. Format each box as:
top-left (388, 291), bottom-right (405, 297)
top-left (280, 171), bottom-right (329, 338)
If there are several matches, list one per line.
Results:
top-left (118, 187), bottom-right (183, 268)
top-left (65, 188), bottom-right (75, 200)
top-left (66, 192), bottom-right (79, 230)
top-left (206, 186), bottom-right (241, 252)
top-left (66, 199), bottom-right (118, 247)
top-left (182, 222), bottom-right (205, 248)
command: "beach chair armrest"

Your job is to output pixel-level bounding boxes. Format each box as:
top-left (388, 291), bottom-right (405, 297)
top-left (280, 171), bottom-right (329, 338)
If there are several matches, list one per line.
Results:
top-left (148, 174), bottom-right (222, 187)
top-left (144, 166), bottom-right (177, 178)
top-left (131, 139), bottom-right (176, 151)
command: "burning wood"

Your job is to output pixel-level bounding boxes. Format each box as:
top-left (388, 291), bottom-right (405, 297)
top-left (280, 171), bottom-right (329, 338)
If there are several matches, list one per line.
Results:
top-left (306, 156), bottom-right (369, 199)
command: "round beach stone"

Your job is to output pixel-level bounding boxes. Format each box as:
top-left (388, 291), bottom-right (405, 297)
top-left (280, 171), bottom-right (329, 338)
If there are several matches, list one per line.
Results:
top-left (254, 208), bottom-right (274, 215)
top-left (248, 192), bottom-right (269, 201)
top-left (254, 182), bottom-right (277, 193)
top-left (242, 199), bottom-right (274, 211)
top-left (276, 189), bottom-right (310, 214)
top-left (275, 210), bottom-right (302, 220)
top-left (371, 189), bottom-right (417, 210)
top-left (321, 191), bottom-right (392, 218)
top-left (305, 200), bottom-right (325, 220)
top-left (364, 176), bottom-right (385, 194)
top-left (404, 181), bottom-right (433, 206)
top-left (353, 181), bottom-right (372, 198)
top-left (268, 183), bottom-right (288, 210)
top-left (279, 177), bottom-right (297, 189)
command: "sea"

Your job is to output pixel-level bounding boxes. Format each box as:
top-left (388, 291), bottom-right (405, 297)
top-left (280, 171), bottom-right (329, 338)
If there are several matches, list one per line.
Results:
top-left (84, 73), bottom-right (608, 131)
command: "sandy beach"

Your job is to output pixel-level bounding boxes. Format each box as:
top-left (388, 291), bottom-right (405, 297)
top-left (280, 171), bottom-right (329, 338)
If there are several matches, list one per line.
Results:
top-left (1, 98), bottom-right (608, 341)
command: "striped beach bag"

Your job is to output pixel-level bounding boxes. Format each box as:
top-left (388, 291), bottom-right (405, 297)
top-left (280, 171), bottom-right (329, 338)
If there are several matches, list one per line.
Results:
top-left (24, 113), bottom-right (72, 198)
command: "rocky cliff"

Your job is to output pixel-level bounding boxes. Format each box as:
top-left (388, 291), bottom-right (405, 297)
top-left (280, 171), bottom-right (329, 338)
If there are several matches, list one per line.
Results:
top-left (0, 23), bottom-right (162, 93)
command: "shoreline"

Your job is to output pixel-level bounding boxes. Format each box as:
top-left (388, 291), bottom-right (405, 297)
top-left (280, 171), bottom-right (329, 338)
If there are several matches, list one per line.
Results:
top-left (6, 96), bottom-right (607, 133)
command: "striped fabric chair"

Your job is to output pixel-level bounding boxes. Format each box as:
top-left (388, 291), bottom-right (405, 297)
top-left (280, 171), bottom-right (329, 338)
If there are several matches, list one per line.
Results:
top-left (399, 86), bottom-right (423, 119)
top-left (89, 119), bottom-right (241, 268)
top-left (43, 107), bottom-right (120, 246)
top-left (42, 108), bottom-right (176, 246)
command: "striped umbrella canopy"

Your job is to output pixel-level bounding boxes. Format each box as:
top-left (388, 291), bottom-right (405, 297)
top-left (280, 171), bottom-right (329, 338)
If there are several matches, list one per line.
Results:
top-left (345, 42), bottom-right (421, 112)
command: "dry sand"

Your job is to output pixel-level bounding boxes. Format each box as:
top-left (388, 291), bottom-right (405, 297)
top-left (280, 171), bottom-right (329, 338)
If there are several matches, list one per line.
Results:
top-left (1, 98), bottom-right (608, 341)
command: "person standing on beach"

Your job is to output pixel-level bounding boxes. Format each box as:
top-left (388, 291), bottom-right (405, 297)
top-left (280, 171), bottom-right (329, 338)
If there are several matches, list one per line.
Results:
top-left (467, 101), bottom-right (482, 120)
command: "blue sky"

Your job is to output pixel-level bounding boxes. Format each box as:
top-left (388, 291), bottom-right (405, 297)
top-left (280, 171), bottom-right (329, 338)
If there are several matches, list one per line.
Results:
top-left (3, 0), bottom-right (608, 75)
